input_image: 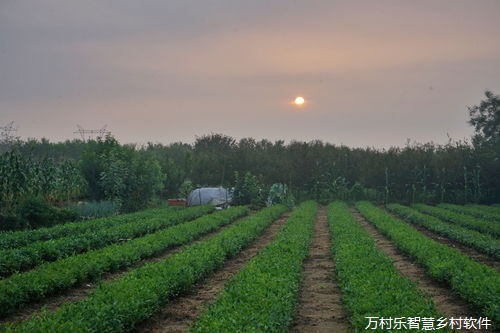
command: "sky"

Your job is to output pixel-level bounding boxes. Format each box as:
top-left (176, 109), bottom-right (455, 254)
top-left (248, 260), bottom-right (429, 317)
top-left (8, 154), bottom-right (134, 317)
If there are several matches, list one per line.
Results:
top-left (1, 0), bottom-right (500, 148)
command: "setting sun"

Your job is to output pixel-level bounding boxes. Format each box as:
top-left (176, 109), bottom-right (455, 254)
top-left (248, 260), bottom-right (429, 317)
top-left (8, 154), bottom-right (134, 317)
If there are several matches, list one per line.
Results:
top-left (294, 96), bottom-right (305, 105)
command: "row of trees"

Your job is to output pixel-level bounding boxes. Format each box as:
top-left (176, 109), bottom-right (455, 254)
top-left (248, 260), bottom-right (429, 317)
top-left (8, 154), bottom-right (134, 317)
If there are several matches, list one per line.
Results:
top-left (1, 91), bottom-right (499, 219)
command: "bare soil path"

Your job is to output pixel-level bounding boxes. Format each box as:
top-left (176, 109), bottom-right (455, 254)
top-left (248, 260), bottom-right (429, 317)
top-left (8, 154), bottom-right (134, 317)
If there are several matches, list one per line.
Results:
top-left (385, 209), bottom-right (499, 271)
top-left (2, 214), bottom-right (252, 325)
top-left (352, 208), bottom-right (482, 333)
top-left (133, 213), bottom-right (290, 333)
top-left (290, 206), bottom-right (351, 333)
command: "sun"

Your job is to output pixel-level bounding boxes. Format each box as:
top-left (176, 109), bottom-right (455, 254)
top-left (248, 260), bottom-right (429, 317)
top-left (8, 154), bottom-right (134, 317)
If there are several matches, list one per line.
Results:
top-left (294, 96), bottom-right (305, 105)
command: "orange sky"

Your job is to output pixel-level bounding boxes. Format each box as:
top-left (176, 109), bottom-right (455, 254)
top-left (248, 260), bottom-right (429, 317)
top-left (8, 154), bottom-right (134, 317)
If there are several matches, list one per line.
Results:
top-left (1, 1), bottom-right (500, 147)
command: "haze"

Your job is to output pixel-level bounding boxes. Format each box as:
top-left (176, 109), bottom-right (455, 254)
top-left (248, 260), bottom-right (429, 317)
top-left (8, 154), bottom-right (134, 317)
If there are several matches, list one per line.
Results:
top-left (1, 1), bottom-right (500, 148)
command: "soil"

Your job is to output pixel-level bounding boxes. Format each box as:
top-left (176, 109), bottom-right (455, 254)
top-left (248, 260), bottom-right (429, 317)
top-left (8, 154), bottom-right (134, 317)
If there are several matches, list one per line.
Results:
top-left (352, 208), bottom-right (483, 333)
top-left (132, 213), bottom-right (290, 333)
top-left (385, 209), bottom-right (499, 271)
top-left (289, 206), bottom-right (352, 333)
top-left (1, 214), bottom-right (252, 325)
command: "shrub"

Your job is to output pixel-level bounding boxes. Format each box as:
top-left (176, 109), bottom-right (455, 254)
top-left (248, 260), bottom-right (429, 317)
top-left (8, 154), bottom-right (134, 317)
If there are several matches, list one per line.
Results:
top-left (72, 201), bottom-right (120, 219)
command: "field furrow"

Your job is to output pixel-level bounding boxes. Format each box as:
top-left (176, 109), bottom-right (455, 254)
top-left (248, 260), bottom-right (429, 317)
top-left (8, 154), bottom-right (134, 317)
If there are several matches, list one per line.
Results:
top-left (413, 204), bottom-right (500, 237)
top-left (356, 201), bottom-right (500, 327)
top-left (0, 207), bottom-right (248, 320)
top-left (133, 212), bottom-right (290, 333)
top-left (327, 202), bottom-right (442, 332)
top-left (439, 203), bottom-right (500, 222)
top-left (1, 205), bottom-right (288, 332)
top-left (468, 204), bottom-right (500, 216)
top-left (388, 204), bottom-right (500, 262)
top-left (290, 206), bottom-right (351, 333)
top-left (0, 206), bottom-right (213, 277)
top-left (190, 201), bottom-right (316, 332)
top-left (0, 207), bottom-right (180, 251)
top-left (352, 209), bottom-right (481, 333)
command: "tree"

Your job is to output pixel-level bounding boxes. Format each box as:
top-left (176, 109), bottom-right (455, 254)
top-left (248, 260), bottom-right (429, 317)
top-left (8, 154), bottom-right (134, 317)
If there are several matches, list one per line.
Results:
top-left (468, 90), bottom-right (500, 144)
top-left (191, 134), bottom-right (236, 186)
top-left (233, 171), bottom-right (266, 208)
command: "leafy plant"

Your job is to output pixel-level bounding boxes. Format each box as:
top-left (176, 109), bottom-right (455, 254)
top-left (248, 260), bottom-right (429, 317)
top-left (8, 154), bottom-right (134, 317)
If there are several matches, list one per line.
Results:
top-left (0, 205), bottom-right (213, 277)
top-left (2, 205), bottom-right (288, 332)
top-left (191, 201), bottom-right (316, 332)
top-left (328, 202), bottom-right (441, 332)
top-left (0, 207), bottom-right (247, 317)
top-left (233, 171), bottom-right (266, 208)
top-left (388, 204), bottom-right (500, 259)
top-left (356, 201), bottom-right (500, 325)
top-left (413, 204), bottom-right (500, 237)
top-left (0, 206), bottom-right (175, 250)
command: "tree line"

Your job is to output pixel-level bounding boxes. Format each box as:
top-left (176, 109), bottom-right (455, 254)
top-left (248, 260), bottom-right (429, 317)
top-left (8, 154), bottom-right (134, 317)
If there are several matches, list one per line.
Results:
top-left (1, 91), bottom-right (499, 229)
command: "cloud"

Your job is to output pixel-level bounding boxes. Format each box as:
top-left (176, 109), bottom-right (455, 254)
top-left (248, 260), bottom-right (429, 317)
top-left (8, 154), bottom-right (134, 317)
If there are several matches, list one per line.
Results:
top-left (0, 0), bottom-right (499, 147)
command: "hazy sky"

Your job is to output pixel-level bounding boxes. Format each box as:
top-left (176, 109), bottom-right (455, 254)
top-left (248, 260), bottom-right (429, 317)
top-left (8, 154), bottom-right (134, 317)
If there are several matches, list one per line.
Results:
top-left (1, 1), bottom-right (500, 148)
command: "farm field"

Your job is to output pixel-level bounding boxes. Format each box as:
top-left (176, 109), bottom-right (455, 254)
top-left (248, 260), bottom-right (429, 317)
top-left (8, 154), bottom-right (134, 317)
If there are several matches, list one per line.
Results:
top-left (3, 2), bottom-right (500, 332)
top-left (0, 202), bottom-right (498, 332)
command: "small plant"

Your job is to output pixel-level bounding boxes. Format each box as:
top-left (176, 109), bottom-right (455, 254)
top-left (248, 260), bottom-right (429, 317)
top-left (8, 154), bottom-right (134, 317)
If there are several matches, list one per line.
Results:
top-left (266, 183), bottom-right (295, 207)
top-left (72, 200), bottom-right (120, 219)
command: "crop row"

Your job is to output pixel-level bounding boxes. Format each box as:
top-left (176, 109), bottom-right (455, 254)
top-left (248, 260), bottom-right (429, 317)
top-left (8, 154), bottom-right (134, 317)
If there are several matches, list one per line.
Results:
top-left (191, 201), bottom-right (317, 332)
top-left (0, 205), bottom-right (213, 277)
top-left (327, 202), bottom-right (439, 331)
top-left (356, 201), bottom-right (500, 325)
top-left (439, 203), bottom-right (500, 222)
top-left (468, 204), bottom-right (500, 215)
top-left (2, 204), bottom-right (288, 332)
top-left (413, 204), bottom-right (500, 237)
top-left (0, 206), bottom-right (248, 317)
top-left (388, 204), bottom-right (500, 260)
top-left (0, 206), bottom-right (181, 250)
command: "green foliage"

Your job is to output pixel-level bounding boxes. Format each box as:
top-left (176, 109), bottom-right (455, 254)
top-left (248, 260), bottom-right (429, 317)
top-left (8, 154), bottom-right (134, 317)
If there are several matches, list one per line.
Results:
top-left (71, 200), bottom-right (121, 219)
top-left (0, 151), bottom-right (84, 213)
top-left (412, 204), bottom-right (500, 237)
top-left (327, 202), bottom-right (440, 332)
top-left (0, 198), bottom-right (78, 232)
top-left (79, 135), bottom-right (165, 212)
top-left (0, 213), bottom-right (26, 232)
top-left (0, 205), bottom-right (213, 277)
top-left (178, 179), bottom-right (194, 198)
top-left (191, 133), bottom-right (236, 186)
top-left (266, 183), bottom-right (294, 207)
top-left (233, 171), bottom-right (266, 208)
top-left (0, 206), bottom-right (175, 250)
top-left (388, 204), bottom-right (500, 259)
top-left (2, 205), bottom-right (287, 332)
top-left (17, 198), bottom-right (78, 229)
top-left (469, 91), bottom-right (500, 144)
top-left (356, 201), bottom-right (500, 325)
top-left (463, 204), bottom-right (500, 220)
top-left (191, 201), bottom-right (316, 332)
top-left (0, 207), bottom-right (247, 317)
top-left (143, 142), bottom-right (193, 198)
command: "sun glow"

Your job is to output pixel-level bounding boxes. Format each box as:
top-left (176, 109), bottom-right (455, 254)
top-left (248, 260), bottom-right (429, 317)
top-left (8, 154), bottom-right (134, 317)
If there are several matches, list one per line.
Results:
top-left (294, 96), bottom-right (305, 105)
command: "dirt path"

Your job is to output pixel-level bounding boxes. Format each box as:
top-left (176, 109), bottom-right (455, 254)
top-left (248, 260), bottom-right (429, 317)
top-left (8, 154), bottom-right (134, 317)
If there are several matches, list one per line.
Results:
top-left (133, 213), bottom-right (290, 333)
top-left (1, 214), bottom-right (251, 325)
top-left (289, 206), bottom-right (351, 333)
top-left (352, 209), bottom-right (482, 333)
top-left (385, 209), bottom-right (499, 271)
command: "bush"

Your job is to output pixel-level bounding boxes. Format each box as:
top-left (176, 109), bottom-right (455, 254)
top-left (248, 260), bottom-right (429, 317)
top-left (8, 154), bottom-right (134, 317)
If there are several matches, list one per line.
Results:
top-left (72, 201), bottom-right (120, 219)
top-left (17, 198), bottom-right (78, 230)
top-left (0, 213), bottom-right (27, 231)
top-left (233, 171), bottom-right (266, 208)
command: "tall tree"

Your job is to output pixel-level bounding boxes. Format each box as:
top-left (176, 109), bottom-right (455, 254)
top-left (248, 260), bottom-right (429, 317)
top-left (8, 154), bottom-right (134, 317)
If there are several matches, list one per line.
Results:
top-left (469, 90), bottom-right (500, 144)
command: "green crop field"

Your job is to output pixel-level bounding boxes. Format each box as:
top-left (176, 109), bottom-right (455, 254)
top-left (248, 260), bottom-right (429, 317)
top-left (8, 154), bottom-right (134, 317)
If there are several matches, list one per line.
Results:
top-left (0, 201), bottom-right (498, 332)
top-left (2, 3), bottom-right (499, 331)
